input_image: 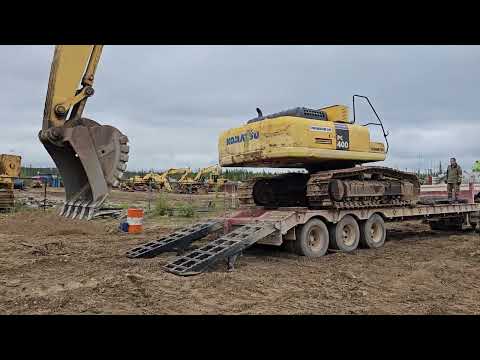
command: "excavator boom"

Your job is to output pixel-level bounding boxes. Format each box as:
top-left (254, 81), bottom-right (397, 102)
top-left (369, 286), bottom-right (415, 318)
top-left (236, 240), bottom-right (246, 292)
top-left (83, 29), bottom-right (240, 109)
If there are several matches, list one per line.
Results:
top-left (39, 45), bottom-right (129, 220)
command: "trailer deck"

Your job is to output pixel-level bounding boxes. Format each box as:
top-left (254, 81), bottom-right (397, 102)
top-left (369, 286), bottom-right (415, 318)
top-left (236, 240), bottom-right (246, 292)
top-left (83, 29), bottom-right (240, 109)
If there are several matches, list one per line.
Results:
top-left (127, 202), bottom-right (480, 276)
top-left (225, 202), bottom-right (480, 245)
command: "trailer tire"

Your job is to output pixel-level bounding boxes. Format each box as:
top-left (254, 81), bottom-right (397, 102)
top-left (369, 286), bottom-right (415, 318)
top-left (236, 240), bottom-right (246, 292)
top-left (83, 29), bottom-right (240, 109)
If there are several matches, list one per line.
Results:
top-left (294, 219), bottom-right (329, 257)
top-left (329, 215), bottom-right (360, 252)
top-left (359, 214), bottom-right (386, 249)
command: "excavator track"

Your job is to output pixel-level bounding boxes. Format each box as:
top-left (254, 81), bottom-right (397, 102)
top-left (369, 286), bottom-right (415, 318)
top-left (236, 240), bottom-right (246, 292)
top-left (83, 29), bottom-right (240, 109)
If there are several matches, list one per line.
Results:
top-left (238, 173), bottom-right (309, 208)
top-left (306, 166), bottom-right (420, 209)
top-left (238, 166), bottom-right (420, 210)
top-left (0, 188), bottom-right (15, 211)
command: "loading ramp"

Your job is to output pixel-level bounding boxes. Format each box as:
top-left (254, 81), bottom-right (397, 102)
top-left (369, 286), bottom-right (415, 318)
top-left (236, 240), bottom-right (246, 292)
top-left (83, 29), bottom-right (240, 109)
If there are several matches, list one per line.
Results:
top-left (163, 223), bottom-right (277, 276)
top-left (126, 220), bottom-right (223, 259)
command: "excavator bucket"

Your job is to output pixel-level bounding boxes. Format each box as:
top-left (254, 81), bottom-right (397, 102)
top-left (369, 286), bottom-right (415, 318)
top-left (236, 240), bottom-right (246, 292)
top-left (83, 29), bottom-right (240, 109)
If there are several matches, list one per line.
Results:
top-left (40, 118), bottom-right (129, 220)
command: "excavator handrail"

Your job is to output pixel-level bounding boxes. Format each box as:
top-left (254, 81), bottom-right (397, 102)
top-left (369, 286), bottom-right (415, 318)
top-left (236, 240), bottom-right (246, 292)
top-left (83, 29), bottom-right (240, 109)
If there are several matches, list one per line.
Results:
top-left (352, 95), bottom-right (390, 154)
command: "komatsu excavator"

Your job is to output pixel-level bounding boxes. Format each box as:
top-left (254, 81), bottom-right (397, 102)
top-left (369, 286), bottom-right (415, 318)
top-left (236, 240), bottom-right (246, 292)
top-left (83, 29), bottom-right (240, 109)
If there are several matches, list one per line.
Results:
top-left (39, 46), bottom-right (129, 220)
top-left (218, 97), bottom-right (420, 209)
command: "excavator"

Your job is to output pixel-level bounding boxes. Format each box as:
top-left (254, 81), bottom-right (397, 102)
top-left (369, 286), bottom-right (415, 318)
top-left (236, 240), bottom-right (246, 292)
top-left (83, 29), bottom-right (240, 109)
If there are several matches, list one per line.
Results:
top-left (177, 165), bottom-right (227, 194)
top-left (39, 46), bottom-right (129, 220)
top-left (0, 154), bottom-right (22, 210)
top-left (151, 168), bottom-right (190, 192)
top-left (218, 99), bottom-right (420, 209)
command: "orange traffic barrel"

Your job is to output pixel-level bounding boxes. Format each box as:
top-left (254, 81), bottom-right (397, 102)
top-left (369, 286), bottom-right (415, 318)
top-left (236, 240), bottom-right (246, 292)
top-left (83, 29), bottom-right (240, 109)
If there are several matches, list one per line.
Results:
top-left (127, 208), bottom-right (144, 233)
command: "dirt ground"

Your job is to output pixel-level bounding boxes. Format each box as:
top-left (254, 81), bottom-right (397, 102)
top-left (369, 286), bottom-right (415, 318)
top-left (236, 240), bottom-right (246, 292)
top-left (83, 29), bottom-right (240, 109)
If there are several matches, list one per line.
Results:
top-left (1, 188), bottom-right (480, 314)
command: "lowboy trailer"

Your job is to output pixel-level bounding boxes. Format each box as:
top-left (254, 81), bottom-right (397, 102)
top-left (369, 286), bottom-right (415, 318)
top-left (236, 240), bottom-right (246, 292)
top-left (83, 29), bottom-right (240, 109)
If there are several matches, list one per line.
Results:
top-left (127, 200), bottom-right (480, 276)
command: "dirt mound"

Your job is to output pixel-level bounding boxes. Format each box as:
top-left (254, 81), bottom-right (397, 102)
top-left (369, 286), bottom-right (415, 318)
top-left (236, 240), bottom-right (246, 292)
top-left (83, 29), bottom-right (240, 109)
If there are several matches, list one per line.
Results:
top-left (0, 211), bottom-right (108, 237)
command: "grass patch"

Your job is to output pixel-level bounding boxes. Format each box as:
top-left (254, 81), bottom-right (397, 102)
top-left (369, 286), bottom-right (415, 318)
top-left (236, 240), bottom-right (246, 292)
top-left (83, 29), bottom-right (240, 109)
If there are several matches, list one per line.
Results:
top-left (177, 203), bottom-right (195, 218)
top-left (152, 195), bottom-right (174, 217)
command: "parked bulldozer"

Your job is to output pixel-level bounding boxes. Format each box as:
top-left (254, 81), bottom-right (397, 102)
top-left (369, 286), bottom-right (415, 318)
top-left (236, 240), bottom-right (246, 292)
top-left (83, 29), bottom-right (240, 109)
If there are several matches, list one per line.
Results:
top-left (0, 154), bottom-right (22, 211)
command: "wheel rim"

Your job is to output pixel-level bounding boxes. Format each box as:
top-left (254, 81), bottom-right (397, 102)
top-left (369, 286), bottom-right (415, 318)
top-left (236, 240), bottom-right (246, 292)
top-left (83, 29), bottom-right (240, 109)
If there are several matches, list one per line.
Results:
top-left (307, 227), bottom-right (326, 252)
top-left (370, 222), bottom-right (383, 244)
top-left (341, 224), bottom-right (356, 247)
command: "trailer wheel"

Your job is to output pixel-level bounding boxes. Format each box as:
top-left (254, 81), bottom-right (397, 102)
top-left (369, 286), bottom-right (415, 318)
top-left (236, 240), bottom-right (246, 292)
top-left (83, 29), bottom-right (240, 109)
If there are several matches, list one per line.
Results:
top-left (329, 215), bottom-right (360, 252)
top-left (294, 218), bottom-right (329, 257)
top-left (359, 214), bottom-right (386, 249)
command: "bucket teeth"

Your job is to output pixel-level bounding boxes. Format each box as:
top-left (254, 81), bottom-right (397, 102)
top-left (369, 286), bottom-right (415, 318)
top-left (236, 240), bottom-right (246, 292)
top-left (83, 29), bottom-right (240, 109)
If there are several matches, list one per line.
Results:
top-left (86, 207), bottom-right (95, 221)
top-left (58, 201), bottom-right (97, 220)
top-left (78, 204), bottom-right (88, 220)
top-left (64, 202), bottom-right (74, 218)
top-left (70, 201), bottom-right (83, 219)
top-left (58, 204), bottom-right (66, 216)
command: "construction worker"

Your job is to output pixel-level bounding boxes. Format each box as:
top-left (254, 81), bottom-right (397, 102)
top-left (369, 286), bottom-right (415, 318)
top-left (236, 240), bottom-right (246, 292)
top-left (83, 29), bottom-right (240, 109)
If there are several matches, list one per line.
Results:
top-left (446, 157), bottom-right (462, 201)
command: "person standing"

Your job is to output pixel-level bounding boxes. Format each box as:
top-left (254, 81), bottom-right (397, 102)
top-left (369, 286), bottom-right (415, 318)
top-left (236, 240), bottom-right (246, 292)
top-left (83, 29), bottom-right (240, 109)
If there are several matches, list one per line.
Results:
top-left (446, 157), bottom-right (462, 201)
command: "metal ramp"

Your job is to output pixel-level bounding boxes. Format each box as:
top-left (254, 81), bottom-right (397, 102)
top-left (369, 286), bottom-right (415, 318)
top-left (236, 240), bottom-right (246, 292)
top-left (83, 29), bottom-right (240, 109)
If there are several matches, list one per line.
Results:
top-left (126, 220), bottom-right (222, 259)
top-left (163, 222), bottom-right (277, 276)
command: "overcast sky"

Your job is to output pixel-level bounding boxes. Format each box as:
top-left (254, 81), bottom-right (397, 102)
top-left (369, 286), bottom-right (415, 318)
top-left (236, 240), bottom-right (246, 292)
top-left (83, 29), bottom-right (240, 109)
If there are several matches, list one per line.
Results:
top-left (2, 45), bottom-right (479, 173)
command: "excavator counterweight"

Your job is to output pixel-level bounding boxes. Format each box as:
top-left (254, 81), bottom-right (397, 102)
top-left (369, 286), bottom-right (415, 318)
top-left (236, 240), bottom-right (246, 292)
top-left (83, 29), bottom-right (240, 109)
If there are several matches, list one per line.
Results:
top-left (39, 45), bottom-right (129, 220)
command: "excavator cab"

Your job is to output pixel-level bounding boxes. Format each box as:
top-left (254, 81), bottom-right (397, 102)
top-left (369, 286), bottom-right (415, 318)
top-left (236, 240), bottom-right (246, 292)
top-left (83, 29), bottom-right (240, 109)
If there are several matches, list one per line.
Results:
top-left (39, 46), bottom-right (129, 220)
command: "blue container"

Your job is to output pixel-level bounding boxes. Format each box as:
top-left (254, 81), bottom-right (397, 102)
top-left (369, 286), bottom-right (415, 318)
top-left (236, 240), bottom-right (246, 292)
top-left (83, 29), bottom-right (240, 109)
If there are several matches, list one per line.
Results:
top-left (52, 178), bottom-right (61, 188)
top-left (119, 221), bottom-right (129, 232)
top-left (14, 179), bottom-right (25, 190)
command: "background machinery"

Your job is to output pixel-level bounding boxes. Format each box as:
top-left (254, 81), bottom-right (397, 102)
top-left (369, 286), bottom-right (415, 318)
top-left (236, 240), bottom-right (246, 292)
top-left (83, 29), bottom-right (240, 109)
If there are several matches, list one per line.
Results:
top-left (149, 168), bottom-right (190, 192)
top-left (0, 154), bottom-right (21, 211)
top-left (177, 165), bottom-right (227, 194)
top-left (39, 45), bottom-right (129, 220)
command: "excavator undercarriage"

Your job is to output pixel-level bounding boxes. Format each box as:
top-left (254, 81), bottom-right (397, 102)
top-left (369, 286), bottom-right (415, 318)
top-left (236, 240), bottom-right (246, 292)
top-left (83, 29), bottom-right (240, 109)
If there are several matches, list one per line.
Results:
top-left (238, 166), bottom-right (420, 209)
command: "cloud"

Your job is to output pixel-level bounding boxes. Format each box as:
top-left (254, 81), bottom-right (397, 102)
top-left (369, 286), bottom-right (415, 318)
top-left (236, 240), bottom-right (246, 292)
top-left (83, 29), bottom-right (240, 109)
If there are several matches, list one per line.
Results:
top-left (1, 45), bottom-right (479, 172)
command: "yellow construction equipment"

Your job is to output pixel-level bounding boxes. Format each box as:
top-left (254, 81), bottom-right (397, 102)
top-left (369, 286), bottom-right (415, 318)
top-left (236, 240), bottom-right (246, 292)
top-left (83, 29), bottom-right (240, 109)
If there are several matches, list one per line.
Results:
top-left (218, 97), bottom-right (419, 208)
top-left (128, 175), bottom-right (148, 191)
top-left (0, 154), bottom-right (22, 210)
top-left (39, 45), bottom-right (129, 219)
top-left (148, 168), bottom-right (190, 192)
top-left (178, 165), bottom-right (226, 194)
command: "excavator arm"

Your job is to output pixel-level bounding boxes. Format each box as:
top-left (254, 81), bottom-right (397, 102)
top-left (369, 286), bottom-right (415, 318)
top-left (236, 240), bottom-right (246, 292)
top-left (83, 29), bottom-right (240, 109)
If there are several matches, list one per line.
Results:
top-left (194, 165), bottom-right (221, 182)
top-left (39, 45), bottom-right (129, 220)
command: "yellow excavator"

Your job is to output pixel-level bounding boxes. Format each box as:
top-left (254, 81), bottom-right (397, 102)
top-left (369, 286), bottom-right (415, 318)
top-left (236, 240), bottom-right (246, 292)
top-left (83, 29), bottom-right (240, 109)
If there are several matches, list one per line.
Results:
top-left (151, 168), bottom-right (190, 192)
top-left (177, 165), bottom-right (226, 194)
top-left (218, 98), bottom-right (419, 208)
top-left (0, 154), bottom-right (22, 210)
top-left (39, 46), bottom-right (129, 219)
